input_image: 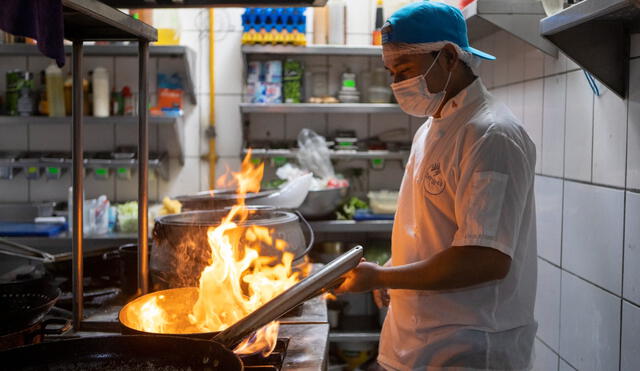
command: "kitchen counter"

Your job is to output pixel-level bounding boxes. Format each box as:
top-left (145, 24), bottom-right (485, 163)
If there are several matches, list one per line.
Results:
top-left (280, 323), bottom-right (330, 371)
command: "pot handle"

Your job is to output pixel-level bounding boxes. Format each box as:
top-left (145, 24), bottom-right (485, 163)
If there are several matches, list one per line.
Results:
top-left (41, 318), bottom-right (72, 335)
top-left (293, 210), bottom-right (315, 262)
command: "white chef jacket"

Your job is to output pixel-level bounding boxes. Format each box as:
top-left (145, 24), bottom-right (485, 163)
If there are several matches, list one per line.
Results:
top-left (378, 78), bottom-right (538, 371)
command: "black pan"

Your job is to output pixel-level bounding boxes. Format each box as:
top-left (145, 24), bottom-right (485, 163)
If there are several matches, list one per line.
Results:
top-left (0, 335), bottom-right (243, 370)
top-left (0, 279), bottom-right (60, 335)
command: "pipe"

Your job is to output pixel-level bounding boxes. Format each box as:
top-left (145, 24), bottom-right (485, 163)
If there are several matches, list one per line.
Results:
top-left (72, 40), bottom-right (84, 330)
top-left (208, 9), bottom-right (217, 188)
top-left (138, 41), bottom-right (150, 295)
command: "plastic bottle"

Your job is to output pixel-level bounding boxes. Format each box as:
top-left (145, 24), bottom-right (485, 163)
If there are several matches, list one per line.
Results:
top-left (92, 67), bottom-right (110, 117)
top-left (45, 64), bottom-right (65, 117)
top-left (372, 0), bottom-right (384, 46)
top-left (312, 6), bottom-right (329, 45)
top-left (327, 0), bottom-right (346, 45)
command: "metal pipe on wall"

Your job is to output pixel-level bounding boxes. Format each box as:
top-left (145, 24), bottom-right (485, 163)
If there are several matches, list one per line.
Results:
top-left (138, 41), bottom-right (150, 295)
top-left (208, 8), bottom-right (217, 188)
top-left (71, 40), bottom-right (84, 329)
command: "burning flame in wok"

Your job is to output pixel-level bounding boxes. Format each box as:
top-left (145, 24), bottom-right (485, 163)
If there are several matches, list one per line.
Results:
top-left (133, 151), bottom-right (307, 357)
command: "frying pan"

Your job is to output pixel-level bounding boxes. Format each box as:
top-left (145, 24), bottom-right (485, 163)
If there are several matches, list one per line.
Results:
top-left (0, 278), bottom-right (61, 335)
top-left (0, 246), bottom-right (363, 370)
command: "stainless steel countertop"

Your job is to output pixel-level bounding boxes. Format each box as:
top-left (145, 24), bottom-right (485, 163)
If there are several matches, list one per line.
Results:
top-left (280, 323), bottom-right (330, 371)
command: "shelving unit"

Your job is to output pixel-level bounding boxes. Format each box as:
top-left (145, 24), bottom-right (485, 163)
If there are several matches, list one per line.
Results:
top-left (329, 331), bottom-right (381, 342)
top-left (0, 44), bottom-right (197, 104)
top-left (43, 0), bottom-right (157, 330)
top-left (0, 116), bottom-right (185, 165)
top-left (248, 148), bottom-right (408, 160)
top-left (540, 0), bottom-right (639, 98)
top-left (240, 102), bottom-right (400, 114)
top-left (242, 44), bottom-right (382, 56)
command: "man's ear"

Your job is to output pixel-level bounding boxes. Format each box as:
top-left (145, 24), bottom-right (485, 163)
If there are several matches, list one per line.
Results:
top-left (442, 43), bottom-right (459, 72)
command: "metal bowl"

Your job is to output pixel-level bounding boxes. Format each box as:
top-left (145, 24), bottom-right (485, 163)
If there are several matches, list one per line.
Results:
top-left (298, 186), bottom-right (348, 220)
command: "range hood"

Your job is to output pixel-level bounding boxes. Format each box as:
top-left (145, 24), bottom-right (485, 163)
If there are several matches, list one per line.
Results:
top-left (101, 0), bottom-right (326, 7)
top-left (463, 0), bottom-right (557, 56)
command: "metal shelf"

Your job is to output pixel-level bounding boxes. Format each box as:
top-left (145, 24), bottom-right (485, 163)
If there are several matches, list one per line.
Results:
top-left (248, 148), bottom-right (409, 161)
top-left (329, 331), bottom-right (380, 342)
top-left (242, 44), bottom-right (382, 56)
top-left (62, 0), bottom-right (157, 41)
top-left (101, 0), bottom-right (327, 7)
top-left (0, 44), bottom-right (196, 105)
top-left (240, 103), bottom-right (401, 114)
top-left (0, 154), bottom-right (169, 180)
top-left (0, 116), bottom-right (185, 165)
top-left (540, 0), bottom-right (639, 98)
top-left (309, 220), bottom-right (393, 234)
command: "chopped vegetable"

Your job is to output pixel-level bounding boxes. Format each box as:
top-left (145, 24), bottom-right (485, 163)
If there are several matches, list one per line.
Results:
top-left (336, 196), bottom-right (369, 220)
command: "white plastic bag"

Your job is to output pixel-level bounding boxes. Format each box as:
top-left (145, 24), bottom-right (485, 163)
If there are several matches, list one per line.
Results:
top-left (296, 128), bottom-right (335, 180)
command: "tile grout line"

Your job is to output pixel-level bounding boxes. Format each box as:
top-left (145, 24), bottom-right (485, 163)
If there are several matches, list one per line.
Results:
top-left (536, 336), bottom-right (577, 370)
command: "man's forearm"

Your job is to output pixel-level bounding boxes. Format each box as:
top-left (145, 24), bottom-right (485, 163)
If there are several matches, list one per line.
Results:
top-left (375, 246), bottom-right (511, 291)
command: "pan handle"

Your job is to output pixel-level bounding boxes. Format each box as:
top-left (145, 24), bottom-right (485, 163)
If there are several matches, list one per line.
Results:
top-left (0, 237), bottom-right (55, 263)
top-left (213, 245), bottom-right (363, 348)
top-left (41, 318), bottom-right (72, 335)
top-left (293, 210), bottom-right (314, 262)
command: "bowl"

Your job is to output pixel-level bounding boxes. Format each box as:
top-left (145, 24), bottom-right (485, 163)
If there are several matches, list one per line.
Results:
top-left (298, 186), bottom-right (348, 220)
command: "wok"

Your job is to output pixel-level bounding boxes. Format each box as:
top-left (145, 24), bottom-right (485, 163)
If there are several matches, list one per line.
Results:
top-left (0, 276), bottom-right (60, 335)
top-left (0, 246), bottom-right (363, 370)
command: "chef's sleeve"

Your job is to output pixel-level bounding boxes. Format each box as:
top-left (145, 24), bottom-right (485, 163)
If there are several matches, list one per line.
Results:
top-left (451, 131), bottom-right (534, 257)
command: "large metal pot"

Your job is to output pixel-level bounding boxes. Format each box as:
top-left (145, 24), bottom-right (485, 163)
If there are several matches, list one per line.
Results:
top-left (175, 189), bottom-right (276, 211)
top-left (150, 207), bottom-right (313, 290)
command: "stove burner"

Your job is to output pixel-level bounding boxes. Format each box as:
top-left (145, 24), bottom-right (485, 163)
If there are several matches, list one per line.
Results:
top-left (241, 338), bottom-right (289, 370)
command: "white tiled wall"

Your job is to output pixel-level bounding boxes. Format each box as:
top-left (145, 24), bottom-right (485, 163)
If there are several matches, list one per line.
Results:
top-left (482, 29), bottom-right (639, 371)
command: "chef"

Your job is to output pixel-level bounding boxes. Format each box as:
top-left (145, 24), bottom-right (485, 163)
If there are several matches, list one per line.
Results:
top-left (335, 2), bottom-right (538, 370)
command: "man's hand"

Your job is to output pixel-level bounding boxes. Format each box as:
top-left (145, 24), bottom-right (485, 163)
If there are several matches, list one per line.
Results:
top-left (373, 288), bottom-right (390, 308)
top-left (334, 260), bottom-right (382, 294)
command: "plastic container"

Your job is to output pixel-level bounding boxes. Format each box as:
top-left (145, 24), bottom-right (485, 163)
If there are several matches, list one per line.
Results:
top-left (367, 190), bottom-right (399, 214)
top-left (327, 0), bottom-right (346, 45)
top-left (153, 9), bottom-right (181, 45)
top-left (92, 67), bottom-right (110, 117)
top-left (45, 64), bottom-right (65, 117)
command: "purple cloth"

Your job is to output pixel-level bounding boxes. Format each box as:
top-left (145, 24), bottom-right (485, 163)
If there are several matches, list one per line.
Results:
top-left (0, 0), bottom-right (65, 66)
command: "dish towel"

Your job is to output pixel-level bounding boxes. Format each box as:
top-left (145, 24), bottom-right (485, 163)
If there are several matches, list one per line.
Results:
top-left (0, 0), bottom-right (65, 66)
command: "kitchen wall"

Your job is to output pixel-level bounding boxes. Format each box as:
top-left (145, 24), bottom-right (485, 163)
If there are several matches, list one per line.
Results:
top-left (472, 30), bottom-right (640, 371)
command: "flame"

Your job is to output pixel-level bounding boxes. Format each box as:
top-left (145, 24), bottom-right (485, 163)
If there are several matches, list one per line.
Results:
top-left (126, 151), bottom-right (305, 357)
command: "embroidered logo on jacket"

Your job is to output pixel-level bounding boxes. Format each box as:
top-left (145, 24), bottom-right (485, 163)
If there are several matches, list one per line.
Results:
top-left (424, 162), bottom-right (445, 195)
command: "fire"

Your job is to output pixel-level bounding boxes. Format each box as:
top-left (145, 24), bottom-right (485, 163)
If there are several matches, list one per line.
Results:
top-left (128, 151), bottom-right (305, 357)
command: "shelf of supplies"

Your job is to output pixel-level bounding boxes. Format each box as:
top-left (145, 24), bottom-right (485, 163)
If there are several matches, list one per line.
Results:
top-left (0, 44), bottom-right (196, 104)
top-left (0, 154), bottom-right (169, 180)
top-left (0, 116), bottom-right (184, 164)
top-left (329, 331), bottom-right (381, 342)
top-left (540, 0), bottom-right (639, 98)
top-left (309, 220), bottom-right (393, 234)
top-left (102, 0), bottom-right (328, 7)
top-left (242, 44), bottom-right (382, 56)
top-left (247, 148), bottom-right (409, 161)
top-left (61, 0), bottom-right (156, 41)
top-left (240, 103), bottom-right (401, 114)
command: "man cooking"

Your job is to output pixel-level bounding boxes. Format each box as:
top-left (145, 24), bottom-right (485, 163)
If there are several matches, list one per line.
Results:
top-left (335, 2), bottom-right (537, 370)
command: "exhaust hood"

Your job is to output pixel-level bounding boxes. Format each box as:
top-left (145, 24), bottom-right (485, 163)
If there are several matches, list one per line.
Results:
top-left (463, 0), bottom-right (557, 56)
top-left (101, 0), bottom-right (326, 7)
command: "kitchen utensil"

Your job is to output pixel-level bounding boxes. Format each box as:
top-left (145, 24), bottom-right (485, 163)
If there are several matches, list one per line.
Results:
top-left (247, 173), bottom-right (312, 209)
top-left (0, 279), bottom-right (60, 335)
top-left (1, 246), bottom-right (363, 370)
top-left (0, 317), bottom-right (71, 351)
top-left (175, 188), bottom-right (276, 211)
top-left (298, 185), bottom-right (348, 219)
top-left (151, 207), bottom-right (314, 289)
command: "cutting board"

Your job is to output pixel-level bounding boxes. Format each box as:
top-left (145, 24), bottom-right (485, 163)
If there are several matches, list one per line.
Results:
top-left (0, 222), bottom-right (66, 237)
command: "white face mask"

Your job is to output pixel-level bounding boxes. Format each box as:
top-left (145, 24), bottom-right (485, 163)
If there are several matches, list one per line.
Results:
top-left (390, 51), bottom-right (452, 118)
